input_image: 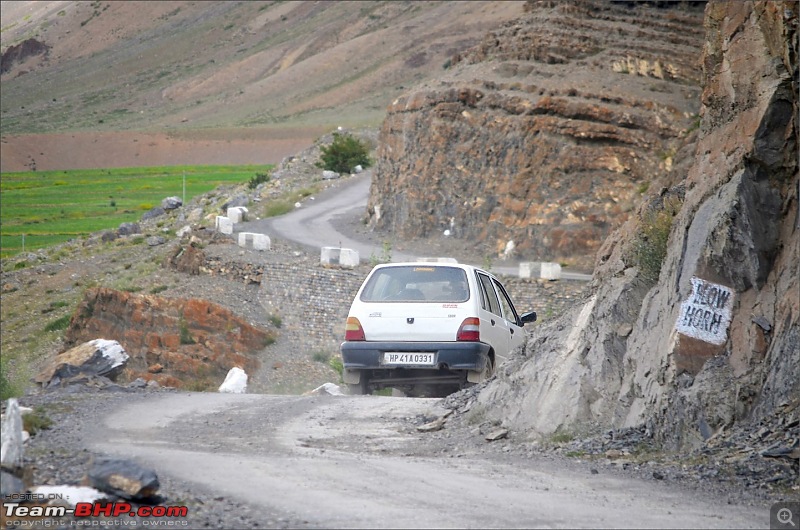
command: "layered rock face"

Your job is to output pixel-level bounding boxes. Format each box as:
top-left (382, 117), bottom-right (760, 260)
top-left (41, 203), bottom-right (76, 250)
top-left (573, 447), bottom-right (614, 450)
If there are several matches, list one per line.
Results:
top-left (64, 287), bottom-right (274, 389)
top-left (368, 0), bottom-right (706, 266)
top-left (478, 1), bottom-right (798, 450)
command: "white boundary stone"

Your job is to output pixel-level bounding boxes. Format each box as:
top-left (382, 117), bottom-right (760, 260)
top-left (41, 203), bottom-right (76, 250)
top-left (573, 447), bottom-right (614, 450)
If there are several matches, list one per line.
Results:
top-left (215, 216), bottom-right (233, 235)
top-left (237, 232), bottom-right (271, 251)
top-left (227, 207), bottom-right (248, 224)
top-left (321, 247), bottom-right (359, 268)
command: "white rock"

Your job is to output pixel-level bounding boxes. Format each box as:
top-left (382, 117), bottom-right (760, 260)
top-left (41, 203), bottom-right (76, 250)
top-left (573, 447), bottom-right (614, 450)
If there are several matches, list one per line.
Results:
top-left (32, 485), bottom-right (108, 506)
top-left (218, 367), bottom-right (247, 394)
top-left (304, 382), bottom-right (344, 396)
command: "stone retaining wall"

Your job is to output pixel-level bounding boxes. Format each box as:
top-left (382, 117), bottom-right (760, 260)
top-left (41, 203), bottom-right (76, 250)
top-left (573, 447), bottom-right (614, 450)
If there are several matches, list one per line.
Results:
top-left (202, 257), bottom-right (590, 355)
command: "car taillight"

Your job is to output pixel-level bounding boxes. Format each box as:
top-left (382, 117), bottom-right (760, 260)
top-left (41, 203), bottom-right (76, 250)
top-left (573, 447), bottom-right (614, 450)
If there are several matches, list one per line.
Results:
top-left (345, 316), bottom-right (365, 341)
top-left (456, 317), bottom-right (480, 342)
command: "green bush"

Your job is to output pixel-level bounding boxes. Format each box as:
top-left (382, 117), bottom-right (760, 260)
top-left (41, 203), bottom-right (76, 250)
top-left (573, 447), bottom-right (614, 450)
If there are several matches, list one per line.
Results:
top-left (248, 172), bottom-right (270, 189)
top-left (329, 356), bottom-right (344, 377)
top-left (44, 315), bottom-right (71, 332)
top-left (317, 133), bottom-right (371, 174)
top-left (179, 318), bottom-right (195, 345)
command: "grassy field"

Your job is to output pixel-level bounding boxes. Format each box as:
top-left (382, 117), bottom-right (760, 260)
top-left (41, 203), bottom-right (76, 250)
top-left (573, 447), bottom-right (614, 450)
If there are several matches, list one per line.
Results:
top-left (0, 164), bottom-right (271, 258)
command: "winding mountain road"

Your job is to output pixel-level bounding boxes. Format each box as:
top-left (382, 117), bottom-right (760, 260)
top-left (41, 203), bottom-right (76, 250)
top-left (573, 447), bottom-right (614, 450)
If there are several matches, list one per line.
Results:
top-left (239, 174), bottom-right (592, 281)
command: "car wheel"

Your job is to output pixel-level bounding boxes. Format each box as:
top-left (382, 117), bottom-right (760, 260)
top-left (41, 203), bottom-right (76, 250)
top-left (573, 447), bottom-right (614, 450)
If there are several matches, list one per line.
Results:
top-left (482, 355), bottom-right (495, 380)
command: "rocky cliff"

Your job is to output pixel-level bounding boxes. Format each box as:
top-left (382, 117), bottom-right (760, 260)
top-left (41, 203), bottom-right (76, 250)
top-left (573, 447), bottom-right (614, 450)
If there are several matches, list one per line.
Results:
top-left (476, 0), bottom-right (798, 453)
top-left (368, 0), bottom-right (706, 268)
top-left (63, 287), bottom-right (274, 389)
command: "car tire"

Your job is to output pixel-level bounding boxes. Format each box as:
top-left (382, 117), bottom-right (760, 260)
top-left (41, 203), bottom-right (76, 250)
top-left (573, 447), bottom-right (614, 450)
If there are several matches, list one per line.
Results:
top-left (482, 355), bottom-right (495, 380)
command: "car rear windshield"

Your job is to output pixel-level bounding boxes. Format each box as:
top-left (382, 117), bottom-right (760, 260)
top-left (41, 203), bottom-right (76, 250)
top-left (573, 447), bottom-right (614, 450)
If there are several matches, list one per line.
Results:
top-left (360, 265), bottom-right (470, 303)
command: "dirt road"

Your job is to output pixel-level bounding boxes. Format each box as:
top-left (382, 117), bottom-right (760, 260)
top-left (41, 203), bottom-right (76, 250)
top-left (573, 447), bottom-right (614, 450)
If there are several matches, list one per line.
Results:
top-left (91, 392), bottom-right (765, 529)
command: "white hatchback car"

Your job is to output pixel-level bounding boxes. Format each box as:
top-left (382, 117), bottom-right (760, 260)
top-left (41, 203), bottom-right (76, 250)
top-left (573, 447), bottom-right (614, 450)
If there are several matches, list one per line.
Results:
top-left (340, 262), bottom-right (537, 396)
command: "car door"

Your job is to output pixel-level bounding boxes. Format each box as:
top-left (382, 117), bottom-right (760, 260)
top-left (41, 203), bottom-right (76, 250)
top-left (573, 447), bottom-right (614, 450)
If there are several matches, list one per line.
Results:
top-left (491, 277), bottom-right (526, 356)
top-left (475, 271), bottom-right (511, 358)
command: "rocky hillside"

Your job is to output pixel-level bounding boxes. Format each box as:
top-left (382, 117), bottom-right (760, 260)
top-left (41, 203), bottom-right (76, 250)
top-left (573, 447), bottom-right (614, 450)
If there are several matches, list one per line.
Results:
top-left (367, 0), bottom-right (706, 267)
top-left (474, 0), bottom-right (798, 461)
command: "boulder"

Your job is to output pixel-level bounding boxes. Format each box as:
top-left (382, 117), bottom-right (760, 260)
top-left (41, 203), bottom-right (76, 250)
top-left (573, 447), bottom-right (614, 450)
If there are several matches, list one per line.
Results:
top-left (161, 196), bottom-right (183, 210)
top-left (35, 339), bottom-right (129, 388)
top-left (218, 367), bottom-right (247, 393)
top-left (141, 206), bottom-right (165, 220)
top-left (165, 243), bottom-right (204, 275)
top-left (117, 222), bottom-right (140, 236)
top-left (322, 170), bottom-right (340, 180)
top-left (86, 457), bottom-right (159, 500)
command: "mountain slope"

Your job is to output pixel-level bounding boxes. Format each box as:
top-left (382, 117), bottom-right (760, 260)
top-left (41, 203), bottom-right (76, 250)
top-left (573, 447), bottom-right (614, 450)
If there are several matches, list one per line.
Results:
top-left (0, 1), bottom-right (524, 133)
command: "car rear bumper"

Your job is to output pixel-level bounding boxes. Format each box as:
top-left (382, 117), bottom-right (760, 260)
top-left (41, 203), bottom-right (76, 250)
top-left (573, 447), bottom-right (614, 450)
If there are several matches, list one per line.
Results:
top-left (341, 341), bottom-right (491, 371)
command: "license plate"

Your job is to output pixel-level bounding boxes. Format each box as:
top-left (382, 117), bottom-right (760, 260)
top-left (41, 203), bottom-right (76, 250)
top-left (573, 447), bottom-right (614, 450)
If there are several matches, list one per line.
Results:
top-left (383, 352), bottom-right (436, 366)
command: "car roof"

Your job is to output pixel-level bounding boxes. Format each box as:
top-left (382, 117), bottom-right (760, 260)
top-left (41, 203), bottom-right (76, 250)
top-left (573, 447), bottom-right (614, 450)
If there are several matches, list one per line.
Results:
top-left (371, 262), bottom-right (488, 274)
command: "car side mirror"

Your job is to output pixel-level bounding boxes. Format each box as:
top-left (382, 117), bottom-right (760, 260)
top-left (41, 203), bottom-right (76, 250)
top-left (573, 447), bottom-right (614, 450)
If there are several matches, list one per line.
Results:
top-left (520, 311), bottom-right (537, 325)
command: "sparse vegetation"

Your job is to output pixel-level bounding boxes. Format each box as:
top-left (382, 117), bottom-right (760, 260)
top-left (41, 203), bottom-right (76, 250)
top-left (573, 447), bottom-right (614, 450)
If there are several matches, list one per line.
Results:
top-left (312, 351), bottom-right (330, 363)
top-left (329, 356), bottom-right (344, 379)
top-left (248, 172), bottom-right (270, 189)
top-left (369, 240), bottom-right (393, 266)
top-left (268, 313), bottom-right (283, 328)
top-left (44, 315), bottom-right (71, 332)
top-left (179, 317), bottom-right (195, 345)
top-left (317, 133), bottom-right (371, 174)
top-left (549, 430), bottom-right (574, 444)
top-left (22, 406), bottom-right (54, 435)
top-left (629, 196), bottom-right (682, 283)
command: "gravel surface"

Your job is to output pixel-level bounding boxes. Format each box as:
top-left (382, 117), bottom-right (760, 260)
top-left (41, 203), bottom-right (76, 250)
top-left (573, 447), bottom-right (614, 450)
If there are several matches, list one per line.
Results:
top-left (5, 384), bottom-right (786, 529)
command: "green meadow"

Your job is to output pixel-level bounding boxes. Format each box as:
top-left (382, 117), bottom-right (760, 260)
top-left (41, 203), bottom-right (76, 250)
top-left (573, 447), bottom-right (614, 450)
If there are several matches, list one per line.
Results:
top-left (0, 164), bottom-right (271, 259)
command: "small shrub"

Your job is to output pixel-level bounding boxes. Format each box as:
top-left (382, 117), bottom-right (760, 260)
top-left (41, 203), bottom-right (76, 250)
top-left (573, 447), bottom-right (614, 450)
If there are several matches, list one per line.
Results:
top-left (150, 285), bottom-right (168, 294)
top-left (23, 407), bottom-right (53, 435)
top-left (549, 431), bottom-right (573, 444)
top-left (317, 133), bottom-right (371, 174)
top-left (44, 315), bottom-right (71, 332)
top-left (268, 314), bottom-right (282, 328)
top-left (312, 351), bottom-right (330, 363)
top-left (248, 172), bottom-right (270, 189)
top-left (179, 318), bottom-right (195, 345)
top-left (329, 356), bottom-right (344, 377)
